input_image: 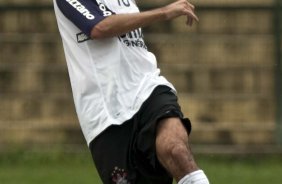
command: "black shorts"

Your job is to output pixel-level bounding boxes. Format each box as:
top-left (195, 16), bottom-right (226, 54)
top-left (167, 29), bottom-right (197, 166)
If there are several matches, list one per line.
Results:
top-left (89, 85), bottom-right (192, 184)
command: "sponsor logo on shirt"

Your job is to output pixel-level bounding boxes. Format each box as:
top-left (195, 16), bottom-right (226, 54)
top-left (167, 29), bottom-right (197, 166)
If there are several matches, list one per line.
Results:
top-left (77, 32), bottom-right (90, 43)
top-left (118, 28), bottom-right (147, 49)
top-left (66, 0), bottom-right (95, 20)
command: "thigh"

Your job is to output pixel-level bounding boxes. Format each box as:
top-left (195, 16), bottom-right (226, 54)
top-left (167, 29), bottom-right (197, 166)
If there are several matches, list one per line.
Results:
top-left (155, 117), bottom-right (199, 181)
top-left (133, 86), bottom-right (190, 184)
top-left (157, 117), bottom-right (189, 145)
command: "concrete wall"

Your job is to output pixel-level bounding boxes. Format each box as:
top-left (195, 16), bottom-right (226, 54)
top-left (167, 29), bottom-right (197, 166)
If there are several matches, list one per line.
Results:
top-left (0, 0), bottom-right (278, 150)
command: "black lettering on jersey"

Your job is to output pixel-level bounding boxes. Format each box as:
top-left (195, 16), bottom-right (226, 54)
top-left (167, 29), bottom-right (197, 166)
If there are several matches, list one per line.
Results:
top-left (117, 0), bottom-right (130, 7)
top-left (118, 28), bottom-right (147, 49)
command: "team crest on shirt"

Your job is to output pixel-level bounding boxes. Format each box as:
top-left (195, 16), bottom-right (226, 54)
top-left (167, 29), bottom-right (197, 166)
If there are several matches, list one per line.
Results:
top-left (111, 167), bottom-right (131, 184)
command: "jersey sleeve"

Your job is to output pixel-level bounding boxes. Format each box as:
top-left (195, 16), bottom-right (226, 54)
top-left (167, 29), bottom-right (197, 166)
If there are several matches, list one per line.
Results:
top-left (56, 0), bottom-right (114, 36)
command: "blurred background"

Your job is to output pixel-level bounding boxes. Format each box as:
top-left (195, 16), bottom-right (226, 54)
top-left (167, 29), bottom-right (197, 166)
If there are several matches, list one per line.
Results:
top-left (0, 0), bottom-right (282, 183)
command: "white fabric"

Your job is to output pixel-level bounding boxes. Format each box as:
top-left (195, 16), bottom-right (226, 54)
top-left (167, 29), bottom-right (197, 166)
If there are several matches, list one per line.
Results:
top-left (178, 170), bottom-right (210, 184)
top-left (53, 0), bottom-right (174, 145)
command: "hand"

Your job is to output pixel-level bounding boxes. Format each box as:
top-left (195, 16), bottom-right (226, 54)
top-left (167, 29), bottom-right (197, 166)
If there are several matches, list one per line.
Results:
top-left (186, 15), bottom-right (196, 26)
top-left (162, 0), bottom-right (199, 26)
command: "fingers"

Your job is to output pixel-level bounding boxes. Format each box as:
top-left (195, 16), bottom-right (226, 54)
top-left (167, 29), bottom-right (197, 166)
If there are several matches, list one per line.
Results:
top-left (189, 10), bottom-right (199, 22)
top-left (186, 16), bottom-right (193, 26)
top-left (184, 1), bottom-right (199, 25)
top-left (187, 1), bottom-right (195, 10)
top-left (185, 9), bottom-right (199, 23)
top-left (163, 0), bottom-right (199, 23)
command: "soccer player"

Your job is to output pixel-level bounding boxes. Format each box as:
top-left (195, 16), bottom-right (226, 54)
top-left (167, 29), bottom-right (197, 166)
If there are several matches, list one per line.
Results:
top-left (53, 0), bottom-right (210, 183)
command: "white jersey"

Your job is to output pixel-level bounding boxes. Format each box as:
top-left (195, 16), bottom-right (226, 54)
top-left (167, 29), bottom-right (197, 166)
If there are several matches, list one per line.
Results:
top-left (53, 0), bottom-right (174, 145)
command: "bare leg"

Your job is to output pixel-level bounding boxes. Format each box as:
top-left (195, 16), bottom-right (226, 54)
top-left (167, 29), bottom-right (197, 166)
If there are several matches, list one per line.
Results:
top-left (156, 117), bottom-right (199, 182)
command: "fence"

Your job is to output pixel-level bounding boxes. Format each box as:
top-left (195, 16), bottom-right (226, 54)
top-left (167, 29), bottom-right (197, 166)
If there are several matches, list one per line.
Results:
top-left (0, 1), bottom-right (281, 153)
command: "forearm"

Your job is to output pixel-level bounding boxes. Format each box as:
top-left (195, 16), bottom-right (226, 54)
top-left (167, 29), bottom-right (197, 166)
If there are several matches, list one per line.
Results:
top-left (91, 0), bottom-right (198, 39)
top-left (91, 8), bottom-right (166, 39)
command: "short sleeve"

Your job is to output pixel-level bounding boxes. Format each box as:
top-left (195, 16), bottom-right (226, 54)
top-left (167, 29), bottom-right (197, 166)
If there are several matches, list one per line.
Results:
top-left (56, 0), bottom-right (114, 36)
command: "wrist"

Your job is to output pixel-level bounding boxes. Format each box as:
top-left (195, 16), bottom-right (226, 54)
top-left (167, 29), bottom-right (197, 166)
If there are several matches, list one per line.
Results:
top-left (158, 6), bottom-right (169, 21)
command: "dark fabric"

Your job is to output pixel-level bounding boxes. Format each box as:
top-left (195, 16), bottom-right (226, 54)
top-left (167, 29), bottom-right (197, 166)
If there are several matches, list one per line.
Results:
top-left (90, 85), bottom-right (192, 184)
top-left (56, 0), bottom-right (114, 36)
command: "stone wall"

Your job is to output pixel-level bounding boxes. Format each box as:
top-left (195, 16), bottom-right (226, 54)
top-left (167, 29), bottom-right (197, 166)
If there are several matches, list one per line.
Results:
top-left (0, 0), bottom-right (279, 150)
top-left (143, 2), bottom-right (277, 145)
top-left (0, 4), bottom-right (80, 148)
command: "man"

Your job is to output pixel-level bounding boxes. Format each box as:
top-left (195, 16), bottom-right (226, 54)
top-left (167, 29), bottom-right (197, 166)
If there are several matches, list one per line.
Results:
top-left (53, 0), bottom-right (210, 183)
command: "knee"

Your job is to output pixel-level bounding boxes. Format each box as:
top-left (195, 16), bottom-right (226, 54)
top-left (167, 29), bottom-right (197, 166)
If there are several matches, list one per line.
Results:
top-left (159, 142), bottom-right (188, 160)
top-left (169, 143), bottom-right (189, 159)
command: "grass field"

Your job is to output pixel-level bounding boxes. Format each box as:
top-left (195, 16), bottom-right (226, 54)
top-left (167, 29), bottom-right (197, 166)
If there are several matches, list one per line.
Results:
top-left (0, 151), bottom-right (282, 184)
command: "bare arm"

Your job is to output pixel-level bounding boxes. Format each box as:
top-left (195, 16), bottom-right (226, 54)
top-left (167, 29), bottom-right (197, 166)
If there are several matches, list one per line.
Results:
top-left (91, 0), bottom-right (198, 39)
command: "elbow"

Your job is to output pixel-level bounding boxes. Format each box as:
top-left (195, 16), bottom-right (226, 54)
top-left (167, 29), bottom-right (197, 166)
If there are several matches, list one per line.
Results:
top-left (90, 24), bottom-right (110, 39)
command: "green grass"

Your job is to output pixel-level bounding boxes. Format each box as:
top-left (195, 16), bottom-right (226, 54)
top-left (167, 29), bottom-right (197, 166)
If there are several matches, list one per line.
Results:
top-left (0, 151), bottom-right (102, 184)
top-left (0, 151), bottom-right (282, 184)
top-left (197, 155), bottom-right (282, 184)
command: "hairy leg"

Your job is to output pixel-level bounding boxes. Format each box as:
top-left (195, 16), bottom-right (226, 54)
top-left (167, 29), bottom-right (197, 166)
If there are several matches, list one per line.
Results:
top-left (156, 117), bottom-right (199, 182)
